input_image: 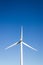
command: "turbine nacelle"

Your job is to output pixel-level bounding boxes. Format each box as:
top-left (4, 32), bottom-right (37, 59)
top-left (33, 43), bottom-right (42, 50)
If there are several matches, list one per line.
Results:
top-left (20, 39), bottom-right (23, 43)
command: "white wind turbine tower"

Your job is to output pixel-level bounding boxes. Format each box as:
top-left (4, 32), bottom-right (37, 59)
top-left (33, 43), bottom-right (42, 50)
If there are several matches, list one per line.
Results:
top-left (5, 26), bottom-right (37, 65)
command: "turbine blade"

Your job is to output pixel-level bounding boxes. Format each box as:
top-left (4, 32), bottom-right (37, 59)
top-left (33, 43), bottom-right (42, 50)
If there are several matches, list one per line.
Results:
top-left (23, 42), bottom-right (37, 51)
top-left (20, 26), bottom-right (23, 40)
top-left (5, 41), bottom-right (19, 50)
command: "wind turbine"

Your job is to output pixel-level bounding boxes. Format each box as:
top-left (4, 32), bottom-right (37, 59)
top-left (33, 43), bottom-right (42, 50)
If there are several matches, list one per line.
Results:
top-left (5, 26), bottom-right (37, 65)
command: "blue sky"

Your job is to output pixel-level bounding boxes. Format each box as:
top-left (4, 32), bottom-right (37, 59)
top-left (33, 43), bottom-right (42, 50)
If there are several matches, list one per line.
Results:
top-left (0, 0), bottom-right (43, 65)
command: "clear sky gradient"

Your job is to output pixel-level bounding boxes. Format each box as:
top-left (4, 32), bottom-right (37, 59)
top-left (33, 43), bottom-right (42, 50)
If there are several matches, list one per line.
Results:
top-left (0, 0), bottom-right (43, 65)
